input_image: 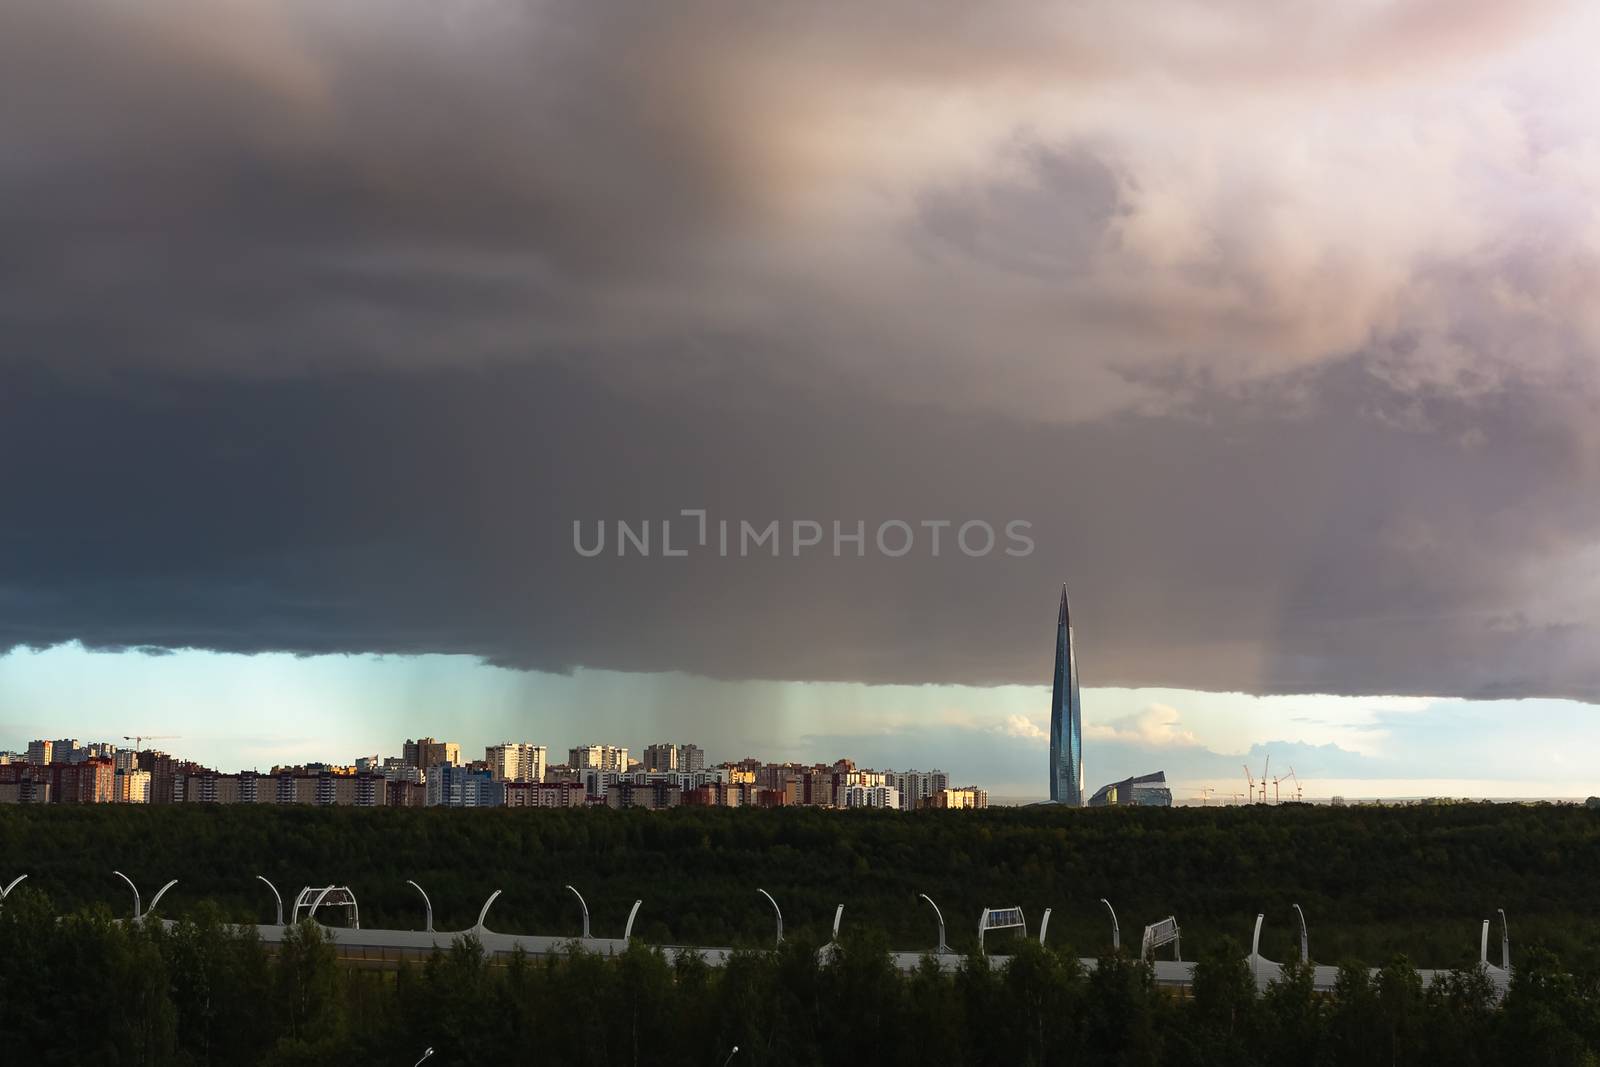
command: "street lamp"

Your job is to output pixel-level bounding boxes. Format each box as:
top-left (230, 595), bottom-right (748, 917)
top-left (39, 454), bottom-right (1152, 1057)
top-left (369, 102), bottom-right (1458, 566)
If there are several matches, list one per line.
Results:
top-left (756, 888), bottom-right (783, 946)
top-left (0, 874), bottom-right (27, 907)
top-left (113, 871), bottom-right (176, 923)
top-left (1099, 898), bottom-right (1120, 952)
top-left (413, 1048), bottom-right (434, 1066)
top-left (1250, 913), bottom-right (1266, 989)
top-left (722, 1046), bottom-right (740, 1066)
top-left (918, 893), bottom-right (948, 955)
top-left (407, 880), bottom-right (434, 933)
top-left (474, 889), bottom-right (502, 932)
top-left (145, 879), bottom-right (177, 919)
top-left (113, 870), bottom-right (142, 920)
top-left (565, 884), bottom-right (591, 939)
top-left (1292, 903), bottom-right (1309, 961)
top-left (256, 875), bottom-right (283, 926)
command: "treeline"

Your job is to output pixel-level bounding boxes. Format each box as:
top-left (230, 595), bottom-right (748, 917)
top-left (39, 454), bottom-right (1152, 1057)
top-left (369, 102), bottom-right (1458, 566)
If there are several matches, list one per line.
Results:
top-left (4, 893), bottom-right (1600, 1066)
top-left (3, 802), bottom-right (1600, 962)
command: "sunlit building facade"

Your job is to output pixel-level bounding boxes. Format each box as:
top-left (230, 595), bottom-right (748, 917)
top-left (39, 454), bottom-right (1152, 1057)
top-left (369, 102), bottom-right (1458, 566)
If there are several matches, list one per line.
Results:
top-left (1088, 770), bottom-right (1172, 807)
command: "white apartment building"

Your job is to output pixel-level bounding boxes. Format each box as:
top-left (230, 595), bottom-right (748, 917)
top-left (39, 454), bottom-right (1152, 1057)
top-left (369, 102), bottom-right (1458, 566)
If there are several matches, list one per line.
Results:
top-left (568, 744), bottom-right (629, 773)
top-left (486, 742), bottom-right (548, 782)
top-left (830, 769), bottom-right (886, 807)
top-left (884, 769), bottom-right (951, 811)
top-left (842, 785), bottom-right (902, 810)
top-left (642, 743), bottom-right (678, 772)
top-left (116, 768), bottom-right (152, 803)
top-left (381, 757), bottom-right (423, 784)
top-left (402, 738), bottom-right (461, 771)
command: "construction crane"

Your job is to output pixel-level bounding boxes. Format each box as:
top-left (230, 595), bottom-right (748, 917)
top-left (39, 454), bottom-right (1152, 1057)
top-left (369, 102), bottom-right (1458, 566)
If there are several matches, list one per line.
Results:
top-left (1230, 791), bottom-right (1244, 805)
top-left (1195, 787), bottom-right (1215, 807)
top-left (123, 735), bottom-right (179, 753)
top-left (1243, 764), bottom-right (1256, 804)
top-left (1277, 767), bottom-right (1302, 803)
top-left (1261, 754), bottom-right (1271, 804)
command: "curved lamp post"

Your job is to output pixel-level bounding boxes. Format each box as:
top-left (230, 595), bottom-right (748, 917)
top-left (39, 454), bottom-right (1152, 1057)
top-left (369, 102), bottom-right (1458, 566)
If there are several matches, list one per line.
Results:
top-left (114, 871), bottom-right (176, 923)
top-left (565, 885), bottom-right (592, 939)
top-left (623, 899), bottom-right (643, 942)
top-left (475, 890), bottom-right (502, 932)
top-left (1498, 908), bottom-right (1510, 969)
top-left (145, 879), bottom-right (177, 920)
top-left (407, 880), bottom-right (434, 933)
top-left (114, 870), bottom-right (141, 920)
top-left (308, 887), bottom-right (336, 927)
top-left (1250, 912), bottom-right (1267, 989)
top-left (256, 875), bottom-right (284, 926)
top-left (1292, 903), bottom-right (1309, 961)
top-left (919, 893), bottom-right (948, 954)
top-left (1099, 898), bottom-right (1120, 952)
top-left (1, 874), bottom-right (27, 907)
top-left (1039, 907), bottom-right (1053, 947)
top-left (413, 1048), bottom-right (434, 1066)
top-left (722, 1046), bottom-right (740, 1066)
top-left (756, 888), bottom-right (783, 946)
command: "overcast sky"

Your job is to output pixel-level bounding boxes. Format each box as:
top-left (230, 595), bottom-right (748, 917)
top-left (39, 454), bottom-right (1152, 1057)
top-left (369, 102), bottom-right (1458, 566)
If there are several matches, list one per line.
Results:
top-left (3, 2), bottom-right (1599, 797)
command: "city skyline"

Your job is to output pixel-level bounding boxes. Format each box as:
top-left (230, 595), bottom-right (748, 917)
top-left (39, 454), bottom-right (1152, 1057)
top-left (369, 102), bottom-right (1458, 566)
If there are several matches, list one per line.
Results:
top-left (8, 640), bottom-right (1600, 803)
top-left (2, 725), bottom-right (986, 813)
top-left (2, 728), bottom-right (961, 788)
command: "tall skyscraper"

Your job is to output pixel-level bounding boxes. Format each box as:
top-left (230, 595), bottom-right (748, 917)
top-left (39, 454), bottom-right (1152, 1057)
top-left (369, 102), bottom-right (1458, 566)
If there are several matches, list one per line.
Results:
top-left (1049, 584), bottom-right (1084, 805)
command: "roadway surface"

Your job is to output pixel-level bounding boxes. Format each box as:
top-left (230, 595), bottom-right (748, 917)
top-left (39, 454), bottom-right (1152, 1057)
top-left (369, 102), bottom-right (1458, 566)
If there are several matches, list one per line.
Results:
top-left (217, 921), bottom-right (1511, 997)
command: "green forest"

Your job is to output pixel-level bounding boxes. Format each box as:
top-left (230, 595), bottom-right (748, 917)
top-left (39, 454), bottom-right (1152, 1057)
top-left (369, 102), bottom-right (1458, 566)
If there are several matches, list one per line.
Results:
top-left (3, 802), bottom-right (1599, 962)
top-left (4, 897), bottom-right (1600, 1066)
top-left (8, 803), bottom-right (1600, 1063)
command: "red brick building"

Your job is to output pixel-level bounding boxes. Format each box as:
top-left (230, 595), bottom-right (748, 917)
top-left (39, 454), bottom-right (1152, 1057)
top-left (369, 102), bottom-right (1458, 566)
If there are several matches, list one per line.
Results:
top-left (0, 758), bottom-right (115, 803)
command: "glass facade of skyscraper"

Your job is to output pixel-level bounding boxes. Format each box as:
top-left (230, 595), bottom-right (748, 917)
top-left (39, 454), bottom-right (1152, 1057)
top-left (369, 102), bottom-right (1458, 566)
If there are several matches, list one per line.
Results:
top-left (1049, 585), bottom-right (1084, 805)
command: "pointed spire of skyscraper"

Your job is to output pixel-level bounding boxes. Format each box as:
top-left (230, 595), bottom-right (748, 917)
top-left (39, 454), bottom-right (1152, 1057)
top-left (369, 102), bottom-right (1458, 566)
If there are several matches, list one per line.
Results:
top-left (1049, 581), bottom-right (1083, 805)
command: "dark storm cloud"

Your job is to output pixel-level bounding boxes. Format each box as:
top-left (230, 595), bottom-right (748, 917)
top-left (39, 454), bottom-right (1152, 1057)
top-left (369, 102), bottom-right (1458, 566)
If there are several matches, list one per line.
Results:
top-left (4, 358), bottom-right (1597, 701)
top-left (2, 1), bottom-right (1598, 701)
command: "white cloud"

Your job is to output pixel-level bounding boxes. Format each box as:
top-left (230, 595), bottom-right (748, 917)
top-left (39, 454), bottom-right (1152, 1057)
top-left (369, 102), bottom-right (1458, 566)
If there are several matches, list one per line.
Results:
top-left (1086, 703), bottom-right (1200, 747)
top-left (994, 713), bottom-right (1048, 742)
